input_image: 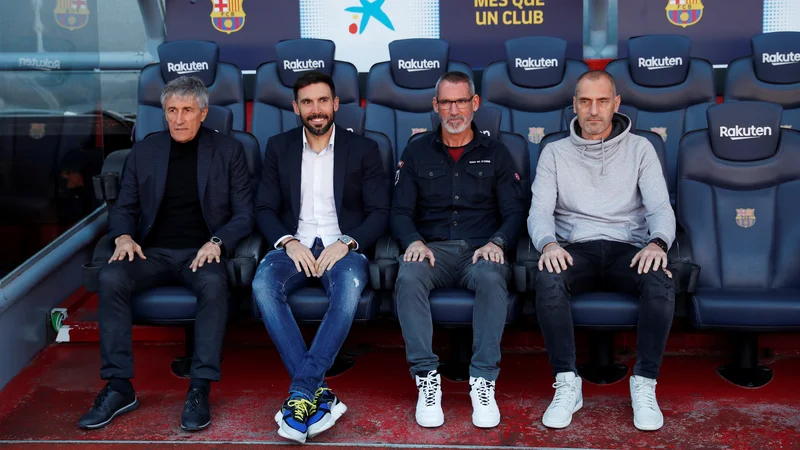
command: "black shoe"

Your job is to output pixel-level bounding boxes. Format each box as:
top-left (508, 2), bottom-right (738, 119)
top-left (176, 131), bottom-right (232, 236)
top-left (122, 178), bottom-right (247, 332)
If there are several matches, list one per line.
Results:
top-left (78, 384), bottom-right (139, 430)
top-left (181, 388), bottom-right (211, 431)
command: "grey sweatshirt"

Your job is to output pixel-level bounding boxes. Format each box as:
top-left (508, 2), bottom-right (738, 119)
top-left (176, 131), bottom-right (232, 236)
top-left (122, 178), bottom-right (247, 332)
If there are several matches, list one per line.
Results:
top-left (527, 113), bottom-right (675, 252)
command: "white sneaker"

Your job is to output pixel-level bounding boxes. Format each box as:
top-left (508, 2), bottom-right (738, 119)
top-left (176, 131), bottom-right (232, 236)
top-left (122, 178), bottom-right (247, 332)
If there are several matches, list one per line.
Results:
top-left (415, 370), bottom-right (444, 428)
top-left (542, 371), bottom-right (583, 429)
top-left (630, 375), bottom-right (663, 431)
top-left (469, 376), bottom-right (500, 428)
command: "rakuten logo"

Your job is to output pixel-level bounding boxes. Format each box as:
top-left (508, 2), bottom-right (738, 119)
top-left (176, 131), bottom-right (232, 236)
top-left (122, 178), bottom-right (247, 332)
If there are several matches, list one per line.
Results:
top-left (397, 59), bottom-right (440, 72)
top-left (18, 57), bottom-right (60, 70)
top-left (166, 61), bottom-right (209, 74)
top-left (761, 52), bottom-right (800, 66)
top-left (283, 59), bottom-right (325, 72)
top-left (719, 125), bottom-right (773, 141)
top-left (515, 57), bottom-right (558, 71)
top-left (638, 56), bottom-right (683, 71)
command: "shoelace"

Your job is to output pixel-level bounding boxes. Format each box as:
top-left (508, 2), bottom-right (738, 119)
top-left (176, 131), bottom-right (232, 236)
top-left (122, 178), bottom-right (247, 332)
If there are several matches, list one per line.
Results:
top-left (550, 380), bottom-right (577, 409)
top-left (632, 380), bottom-right (657, 410)
top-left (314, 387), bottom-right (332, 403)
top-left (472, 378), bottom-right (495, 407)
top-left (417, 375), bottom-right (440, 407)
top-left (184, 390), bottom-right (205, 414)
top-left (287, 398), bottom-right (314, 421)
top-left (92, 386), bottom-right (112, 410)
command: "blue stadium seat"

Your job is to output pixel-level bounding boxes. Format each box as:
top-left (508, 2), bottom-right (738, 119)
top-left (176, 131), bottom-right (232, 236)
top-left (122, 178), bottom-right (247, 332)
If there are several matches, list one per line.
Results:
top-left (251, 39), bottom-right (360, 154)
top-left (84, 106), bottom-right (264, 377)
top-left (725, 32), bottom-right (800, 129)
top-left (481, 36), bottom-right (589, 172)
top-left (605, 35), bottom-right (716, 204)
top-left (678, 101), bottom-right (800, 388)
top-left (135, 40), bottom-right (245, 141)
top-left (364, 38), bottom-right (473, 161)
top-left (515, 121), bottom-right (691, 384)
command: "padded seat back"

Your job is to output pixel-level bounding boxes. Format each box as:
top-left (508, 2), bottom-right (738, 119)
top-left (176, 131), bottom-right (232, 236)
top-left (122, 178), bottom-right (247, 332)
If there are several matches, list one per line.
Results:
top-left (252, 39), bottom-right (360, 151)
top-left (678, 101), bottom-right (800, 290)
top-left (605, 35), bottom-right (716, 197)
top-left (365, 39), bottom-right (473, 161)
top-left (135, 40), bottom-right (245, 141)
top-left (725, 32), bottom-right (800, 130)
top-left (481, 36), bottom-right (589, 166)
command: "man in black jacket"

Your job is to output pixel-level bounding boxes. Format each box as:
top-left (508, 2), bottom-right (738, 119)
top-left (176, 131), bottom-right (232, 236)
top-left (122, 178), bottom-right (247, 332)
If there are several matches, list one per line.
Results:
top-left (252, 72), bottom-right (390, 444)
top-left (392, 71), bottom-right (525, 430)
top-left (78, 76), bottom-right (253, 432)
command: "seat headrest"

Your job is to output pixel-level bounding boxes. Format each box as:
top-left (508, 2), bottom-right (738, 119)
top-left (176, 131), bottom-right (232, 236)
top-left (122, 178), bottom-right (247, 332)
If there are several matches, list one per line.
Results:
top-left (275, 39), bottom-right (335, 88)
top-left (707, 101), bottom-right (782, 162)
top-left (203, 105), bottom-right (233, 135)
top-left (428, 106), bottom-right (502, 139)
top-left (158, 40), bottom-right (219, 87)
top-left (389, 39), bottom-right (448, 90)
top-left (627, 35), bottom-right (691, 88)
top-left (505, 36), bottom-right (567, 89)
top-left (752, 32), bottom-right (800, 85)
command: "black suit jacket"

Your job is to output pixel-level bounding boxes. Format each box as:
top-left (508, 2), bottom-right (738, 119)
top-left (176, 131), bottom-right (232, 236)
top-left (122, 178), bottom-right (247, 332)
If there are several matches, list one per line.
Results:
top-left (109, 126), bottom-right (254, 255)
top-left (255, 125), bottom-right (390, 251)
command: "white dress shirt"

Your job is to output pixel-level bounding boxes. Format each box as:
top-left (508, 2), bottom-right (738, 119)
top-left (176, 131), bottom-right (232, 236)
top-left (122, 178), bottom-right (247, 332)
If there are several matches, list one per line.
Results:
top-left (275, 127), bottom-right (355, 249)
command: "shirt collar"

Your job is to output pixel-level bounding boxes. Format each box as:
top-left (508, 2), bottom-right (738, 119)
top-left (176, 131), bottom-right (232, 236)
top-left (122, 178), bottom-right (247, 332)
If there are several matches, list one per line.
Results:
top-left (302, 125), bottom-right (336, 154)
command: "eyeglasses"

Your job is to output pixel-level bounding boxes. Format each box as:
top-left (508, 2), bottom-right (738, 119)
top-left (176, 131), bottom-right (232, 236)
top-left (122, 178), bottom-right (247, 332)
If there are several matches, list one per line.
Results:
top-left (436, 95), bottom-right (475, 110)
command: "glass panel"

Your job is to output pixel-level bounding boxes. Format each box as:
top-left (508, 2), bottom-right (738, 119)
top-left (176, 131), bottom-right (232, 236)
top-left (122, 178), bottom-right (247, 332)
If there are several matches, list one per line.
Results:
top-left (0, 0), bottom-right (146, 279)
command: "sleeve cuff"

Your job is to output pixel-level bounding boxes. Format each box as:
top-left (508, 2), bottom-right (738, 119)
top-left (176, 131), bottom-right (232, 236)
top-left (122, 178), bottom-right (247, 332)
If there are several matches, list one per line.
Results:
top-left (275, 234), bottom-right (294, 249)
top-left (401, 233), bottom-right (425, 250)
top-left (535, 235), bottom-right (557, 253)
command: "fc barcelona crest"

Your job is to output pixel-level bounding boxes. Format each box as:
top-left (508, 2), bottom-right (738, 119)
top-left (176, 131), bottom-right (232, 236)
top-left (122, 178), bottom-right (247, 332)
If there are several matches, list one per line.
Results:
top-left (735, 208), bottom-right (756, 228)
top-left (54, 0), bottom-right (90, 31)
top-left (211, 0), bottom-right (246, 34)
top-left (411, 128), bottom-right (428, 135)
top-left (650, 127), bottom-right (668, 142)
top-left (29, 123), bottom-right (46, 140)
top-left (666, 0), bottom-right (704, 28)
top-left (528, 127), bottom-right (545, 144)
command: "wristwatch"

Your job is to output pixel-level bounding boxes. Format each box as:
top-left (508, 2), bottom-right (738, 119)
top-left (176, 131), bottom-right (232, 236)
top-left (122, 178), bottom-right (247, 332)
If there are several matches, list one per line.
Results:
top-left (649, 238), bottom-right (668, 253)
top-left (489, 236), bottom-right (507, 251)
top-left (338, 235), bottom-right (355, 250)
top-left (210, 236), bottom-right (223, 247)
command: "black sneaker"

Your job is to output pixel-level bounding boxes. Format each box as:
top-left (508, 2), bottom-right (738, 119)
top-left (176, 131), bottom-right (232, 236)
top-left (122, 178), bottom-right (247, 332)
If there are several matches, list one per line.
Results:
top-left (181, 388), bottom-right (211, 431)
top-left (307, 387), bottom-right (348, 438)
top-left (78, 384), bottom-right (139, 430)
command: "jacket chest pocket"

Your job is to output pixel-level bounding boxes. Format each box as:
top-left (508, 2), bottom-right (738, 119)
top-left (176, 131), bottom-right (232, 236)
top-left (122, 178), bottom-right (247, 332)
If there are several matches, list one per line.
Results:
top-left (464, 164), bottom-right (495, 200)
top-left (417, 166), bottom-right (448, 200)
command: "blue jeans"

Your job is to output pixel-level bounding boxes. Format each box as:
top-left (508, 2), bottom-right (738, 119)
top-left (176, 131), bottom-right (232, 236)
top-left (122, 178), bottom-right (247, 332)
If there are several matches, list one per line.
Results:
top-left (252, 238), bottom-right (369, 399)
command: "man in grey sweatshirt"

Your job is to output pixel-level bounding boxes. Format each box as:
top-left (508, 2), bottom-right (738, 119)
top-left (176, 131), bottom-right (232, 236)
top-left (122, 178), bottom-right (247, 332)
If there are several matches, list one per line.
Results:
top-left (528, 71), bottom-right (675, 432)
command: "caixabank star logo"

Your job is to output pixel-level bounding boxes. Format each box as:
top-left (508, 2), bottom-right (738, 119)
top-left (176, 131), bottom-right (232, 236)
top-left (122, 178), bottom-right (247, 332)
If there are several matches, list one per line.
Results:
top-left (345, 0), bottom-right (395, 34)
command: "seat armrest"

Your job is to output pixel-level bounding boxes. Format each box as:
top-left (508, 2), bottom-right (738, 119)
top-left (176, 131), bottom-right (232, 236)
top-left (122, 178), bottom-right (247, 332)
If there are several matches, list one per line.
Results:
top-left (83, 233), bottom-right (115, 293)
top-left (667, 231), bottom-right (700, 295)
top-left (513, 237), bottom-right (540, 293)
top-left (227, 233), bottom-right (266, 287)
top-left (92, 149), bottom-right (130, 203)
top-left (370, 234), bottom-right (401, 291)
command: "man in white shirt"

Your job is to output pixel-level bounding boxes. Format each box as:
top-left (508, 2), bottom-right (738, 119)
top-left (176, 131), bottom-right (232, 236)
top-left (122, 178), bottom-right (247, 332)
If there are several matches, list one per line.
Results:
top-left (252, 72), bottom-right (390, 444)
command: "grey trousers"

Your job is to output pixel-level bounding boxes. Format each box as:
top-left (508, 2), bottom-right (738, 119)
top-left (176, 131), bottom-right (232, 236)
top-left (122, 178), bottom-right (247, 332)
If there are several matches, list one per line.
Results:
top-left (394, 240), bottom-right (511, 381)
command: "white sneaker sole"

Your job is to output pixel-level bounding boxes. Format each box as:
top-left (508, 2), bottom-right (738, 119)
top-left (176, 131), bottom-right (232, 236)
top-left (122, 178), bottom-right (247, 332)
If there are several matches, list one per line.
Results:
top-left (542, 399), bottom-right (583, 429)
top-left (634, 416), bottom-right (664, 431)
top-left (277, 420), bottom-right (307, 444)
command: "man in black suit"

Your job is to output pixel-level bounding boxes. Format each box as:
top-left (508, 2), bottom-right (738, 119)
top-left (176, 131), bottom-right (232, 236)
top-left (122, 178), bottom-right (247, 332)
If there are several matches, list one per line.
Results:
top-left (252, 71), bottom-right (390, 444)
top-left (78, 76), bottom-right (253, 432)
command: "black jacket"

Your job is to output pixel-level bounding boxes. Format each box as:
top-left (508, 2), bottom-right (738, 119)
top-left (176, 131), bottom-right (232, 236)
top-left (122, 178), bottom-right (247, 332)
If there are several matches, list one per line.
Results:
top-left (255, 125), bottom-right (391, 251)
top-left (391, 123), bottom-right (526, 249)
top-left (109, 126), bottom-right (254, 255)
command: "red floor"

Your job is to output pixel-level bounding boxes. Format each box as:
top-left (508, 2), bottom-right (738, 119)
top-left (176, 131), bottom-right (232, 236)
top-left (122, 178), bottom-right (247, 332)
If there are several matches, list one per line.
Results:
top-left (1, 335), bottom-right (799, 449)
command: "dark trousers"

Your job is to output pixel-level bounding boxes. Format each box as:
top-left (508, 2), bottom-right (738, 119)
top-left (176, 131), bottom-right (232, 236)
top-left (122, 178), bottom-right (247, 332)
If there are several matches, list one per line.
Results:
top-left (395, 240), bottom-right (511, 381)
top-left (97, 247), bottom-right (229, 381)
top-left (535, 240), bottom-right (675, 379)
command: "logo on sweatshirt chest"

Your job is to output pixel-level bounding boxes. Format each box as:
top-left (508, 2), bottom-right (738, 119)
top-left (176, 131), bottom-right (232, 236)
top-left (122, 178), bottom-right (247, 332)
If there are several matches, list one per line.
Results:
top-left (735, 208), bottom-right (756, 228)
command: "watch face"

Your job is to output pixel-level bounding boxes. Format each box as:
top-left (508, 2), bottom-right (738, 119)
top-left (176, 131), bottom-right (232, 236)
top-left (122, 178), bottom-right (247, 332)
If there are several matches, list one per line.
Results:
top-left (340, 236), bottom-right (351, 244)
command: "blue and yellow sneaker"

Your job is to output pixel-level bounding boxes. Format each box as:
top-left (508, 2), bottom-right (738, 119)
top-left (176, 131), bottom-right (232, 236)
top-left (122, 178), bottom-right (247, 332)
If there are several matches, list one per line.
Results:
top-left (307, 387), bottom-right (348, 439)
top-left (277, 394), bottom-right (314, 443)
